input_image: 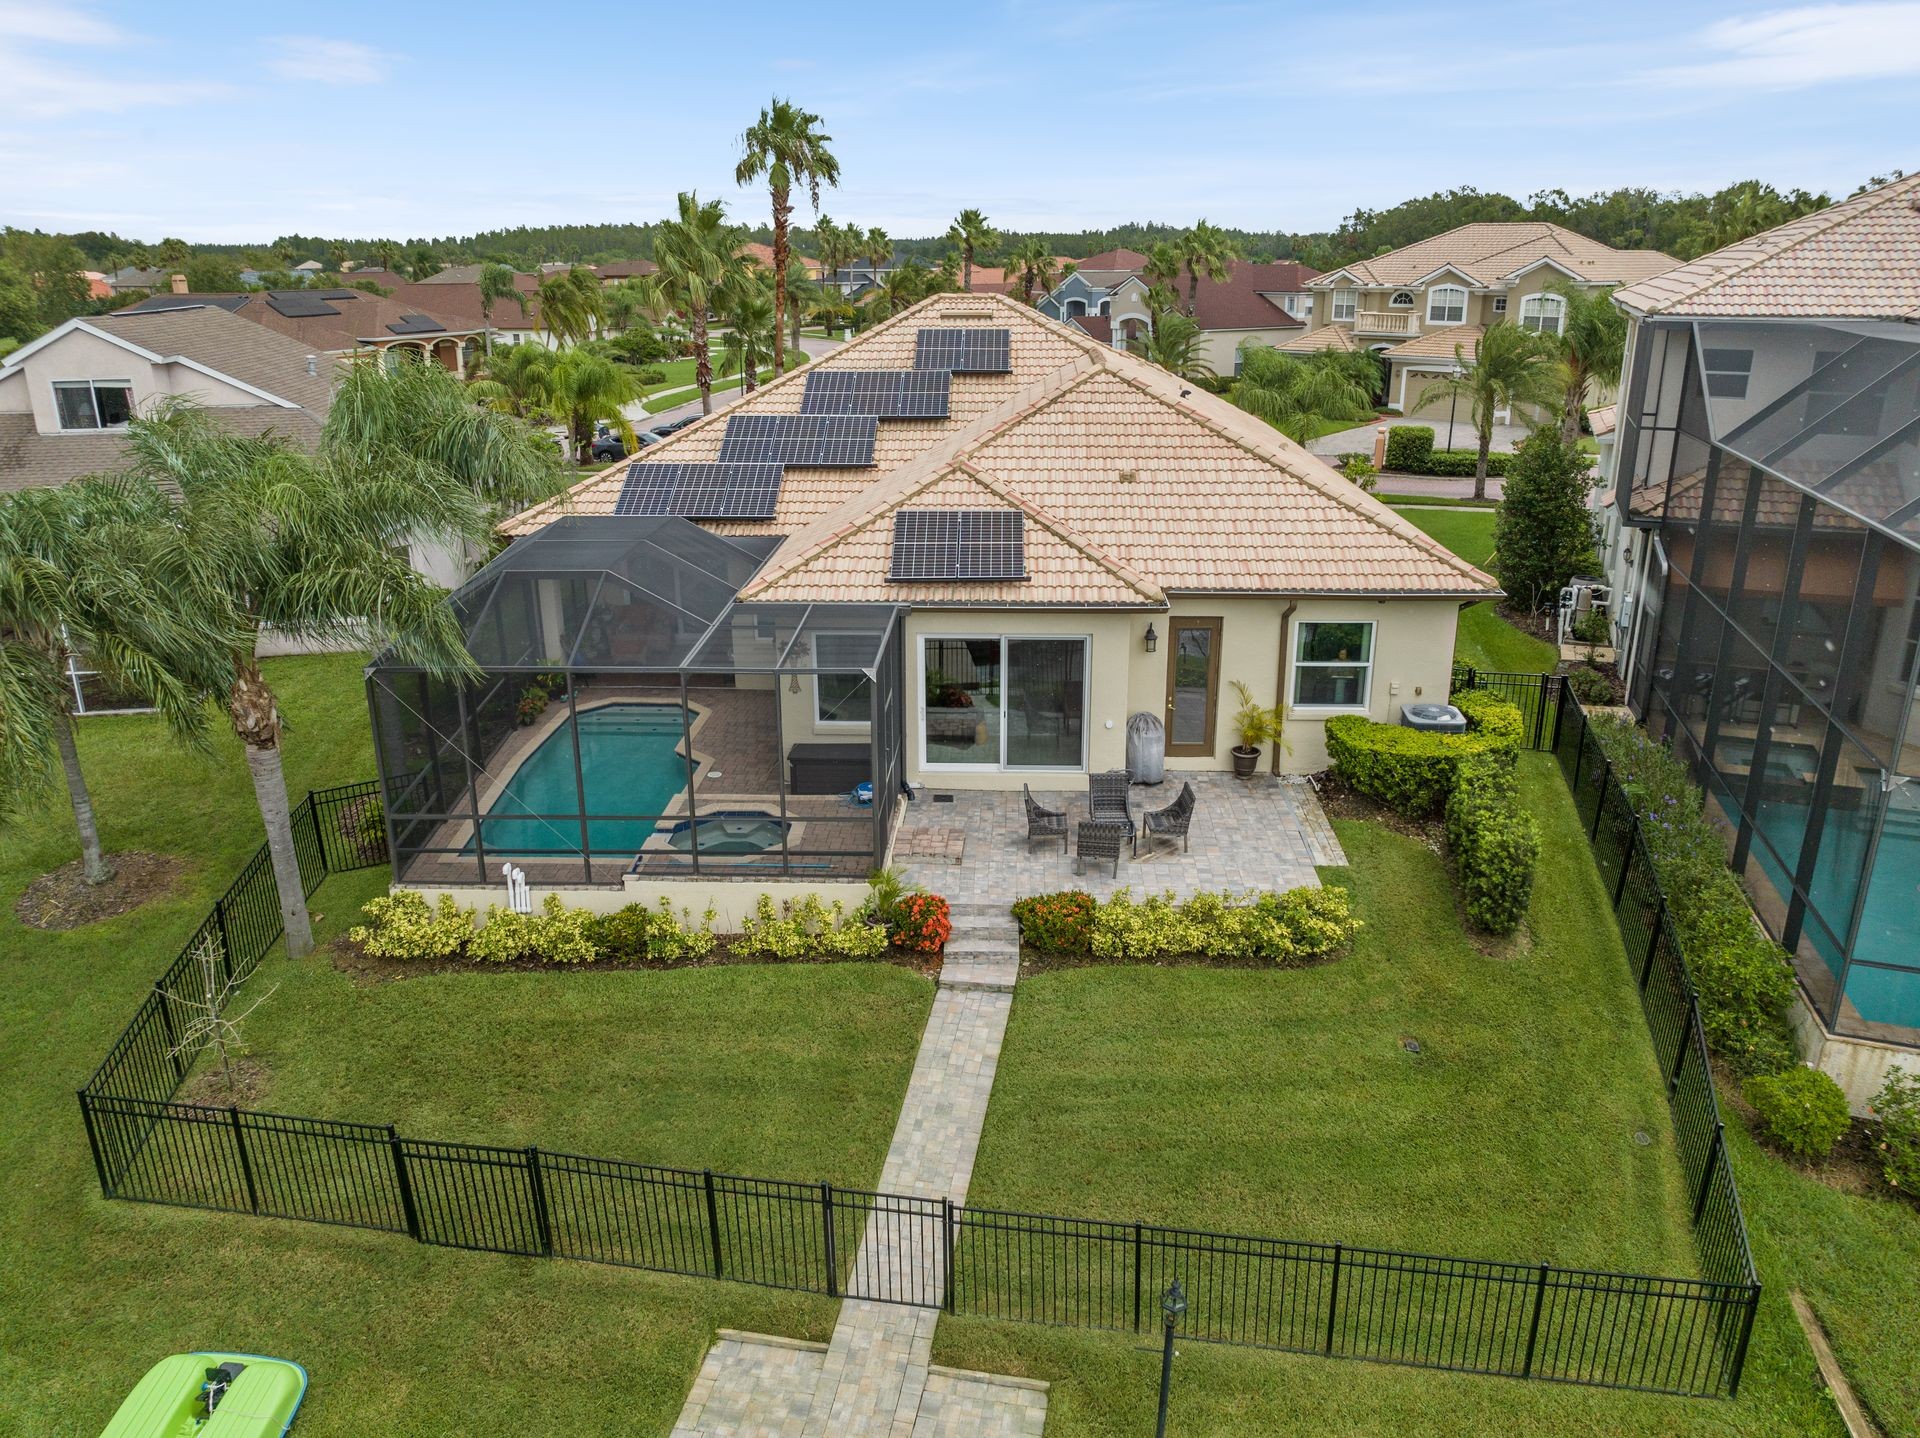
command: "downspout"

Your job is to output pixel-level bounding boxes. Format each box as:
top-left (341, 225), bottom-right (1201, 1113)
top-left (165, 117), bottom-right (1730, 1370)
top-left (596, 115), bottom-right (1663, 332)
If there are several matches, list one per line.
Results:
top-left (1272, 600), bottom-right (1298, 776)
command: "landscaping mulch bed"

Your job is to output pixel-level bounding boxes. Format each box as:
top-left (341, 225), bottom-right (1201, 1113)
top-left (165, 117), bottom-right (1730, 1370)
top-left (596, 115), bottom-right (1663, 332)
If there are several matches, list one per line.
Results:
top-left (328, 933), bottom-right (940, 987)
top-left (178, 1053), bottom-right (273, 1109)
top-left (13, 851), bottom-right (193, 931)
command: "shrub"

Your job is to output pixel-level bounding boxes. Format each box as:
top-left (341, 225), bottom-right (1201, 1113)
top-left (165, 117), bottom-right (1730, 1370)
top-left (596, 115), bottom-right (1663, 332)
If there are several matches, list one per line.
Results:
top-left (1445, 756), bottom-right (1539, 934)
top-left (463, 895), bottom-right (602, 964)
top-left (1571, 608), bottom-right (1611, 645)
top-left (349, 889), bottom-right (474, 960)
top-left (347, 795), bottom-right (386, 862)
top-left (1085, 885), bottom-right (1359, 963)
top-left (1339, 454), bottom-right (1379, 490)
top-left (1385, 425), bottom-right (1433, 471)
top-left (589, 898), bottom-right (718, 965)
top-left (1744, 1067), bottom-right (1851, 1160)
top-left (737, 894), bottom-right (890, 961)
top-left (892, 893), bottom-right (951, 954)
top-left (1564, 665), bottom-right (1616, 706)
top-left (634, 365), bottom-right (667, 385)
top-left (1415, 449), bottom-right (1513, 478)
top-left (1868, 1069), bottom-right (1920, 1193)
top-left (467, 904), bottom-right (534, 962)
top-left (1325, 691), bottom-right (1523, 817)
top-left (1012, 890), bottom-right (1098, 953)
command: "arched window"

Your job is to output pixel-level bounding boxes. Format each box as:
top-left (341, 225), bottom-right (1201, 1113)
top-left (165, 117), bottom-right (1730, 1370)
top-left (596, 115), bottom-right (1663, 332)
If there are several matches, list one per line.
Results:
top-left (1519, 293), bottom-right (1566, 336)
top-left (1065, 298), bottom-right (1087, 317)
top-left (1097, 298), bottom-right (1111, 316)
top-left (1390, 290), bottom-right (1416, 308)
top-left (1426, 285), bottom-right (1467, 324)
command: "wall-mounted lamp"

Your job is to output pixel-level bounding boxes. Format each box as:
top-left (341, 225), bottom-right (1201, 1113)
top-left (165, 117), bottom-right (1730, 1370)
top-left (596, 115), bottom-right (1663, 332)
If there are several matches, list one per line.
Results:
top-left (1143, 622), bottom-right (1158, 654)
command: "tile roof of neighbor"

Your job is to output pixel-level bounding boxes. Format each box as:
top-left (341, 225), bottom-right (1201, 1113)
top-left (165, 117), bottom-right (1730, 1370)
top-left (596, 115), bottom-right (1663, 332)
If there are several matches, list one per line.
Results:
top-left (120, 288), bottom-right (483, 352)
top-left (1311, 223), bottom-right (1677, 289)
top-left (1271, 325), bottom-right (1359, 354)
top-left (1587, 404), bottom-right (1617, 437)
top-left (385, 280), bottom-right (542, 330)
top-left (1385, 325), bottom-right (1484, 362)
top-left (506, 292), bottom-right (1497, 606)
top-left (1075, 248), bottom-right (1151, 270)
top-left (1071, 314), bottom-right (1114, 343)
top-left (593, 259), bottom-right (659, 280)
top-left (1613, 171), bottom-right (1920, 320)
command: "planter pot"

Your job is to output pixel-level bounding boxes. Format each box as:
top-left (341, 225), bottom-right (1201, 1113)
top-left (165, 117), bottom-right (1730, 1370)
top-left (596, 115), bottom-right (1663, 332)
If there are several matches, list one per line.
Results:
top-left (1231, 745), bottom-right (1260, 779)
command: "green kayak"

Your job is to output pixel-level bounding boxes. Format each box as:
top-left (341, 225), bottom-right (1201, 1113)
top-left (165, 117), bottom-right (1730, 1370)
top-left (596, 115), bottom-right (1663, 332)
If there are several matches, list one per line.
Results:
top-left (99, 1352), bottom-right (307, 1438)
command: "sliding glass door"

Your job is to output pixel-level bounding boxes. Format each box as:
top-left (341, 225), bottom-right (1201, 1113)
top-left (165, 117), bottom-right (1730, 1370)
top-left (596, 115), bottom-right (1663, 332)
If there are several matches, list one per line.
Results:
top-left (922, 635), bottom-right (1087, 770)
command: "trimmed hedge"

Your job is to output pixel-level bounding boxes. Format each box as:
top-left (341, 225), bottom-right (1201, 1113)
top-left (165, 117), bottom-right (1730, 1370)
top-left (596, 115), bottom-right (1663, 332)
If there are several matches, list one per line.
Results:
top-left (1385, 425), bottom-right (1434, 471)
top-left (1744, 1066), bottom-right (1850, 1159)
top-left (1324, 689), bottom-right (1525, 817)
top-left (1444, 756), bottom-right (1539, 934)
top-left (1419, 449), bottom-right (1513, 478)
top-left (1010, 886), bottom-right (1360, 965)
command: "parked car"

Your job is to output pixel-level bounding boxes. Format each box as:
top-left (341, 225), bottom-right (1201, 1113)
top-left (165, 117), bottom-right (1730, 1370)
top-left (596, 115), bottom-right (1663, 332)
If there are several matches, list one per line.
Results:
top-left (652, 416), bottom-right (699, 436)
top-left (590, 432), bottom-right (627, 462)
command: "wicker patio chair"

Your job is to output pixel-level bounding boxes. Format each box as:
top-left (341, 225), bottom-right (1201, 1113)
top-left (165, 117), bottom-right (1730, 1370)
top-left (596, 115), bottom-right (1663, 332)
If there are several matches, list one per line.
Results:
top-left (1023, 784), bottom-right (1068, 853)
top-left (1088, 769), bottom-right (1137, 854)
top-left (1076, 819), bottom-right (1129, 878)
top-left (1142, 780), bottom-right (1197, 854)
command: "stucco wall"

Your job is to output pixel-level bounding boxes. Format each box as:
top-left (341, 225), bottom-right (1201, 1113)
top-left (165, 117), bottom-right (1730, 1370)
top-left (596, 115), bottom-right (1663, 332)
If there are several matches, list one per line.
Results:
top-left (10, 325), bottom-right (264, 434)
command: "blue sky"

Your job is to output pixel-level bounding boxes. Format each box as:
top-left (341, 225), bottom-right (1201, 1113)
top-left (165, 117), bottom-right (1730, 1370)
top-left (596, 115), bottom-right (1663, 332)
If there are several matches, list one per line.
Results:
top-left (1, 0), bottom-right (1916, 243)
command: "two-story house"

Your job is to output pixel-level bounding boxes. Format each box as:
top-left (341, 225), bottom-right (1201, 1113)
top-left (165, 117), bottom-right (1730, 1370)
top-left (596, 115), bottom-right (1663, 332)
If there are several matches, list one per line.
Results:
top-left (1599, 172), bottom-right (1920, 1103)
top-left (1284, 223), bottom-right (1676, 416)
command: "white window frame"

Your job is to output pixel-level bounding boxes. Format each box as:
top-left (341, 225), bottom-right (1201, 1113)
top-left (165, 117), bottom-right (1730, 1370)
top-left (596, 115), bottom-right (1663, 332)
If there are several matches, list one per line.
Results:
top-left (1290, 620), bottom-right (1376, 714)
top-left (1389, 290), bottom-right (1417, 308)
top-left (1701, 347), bottom-right (1753, 399)
top-left (1519, 293), bottom-right (1566, 336)
top-left (1491, 295), bottom-right (1508, 314)
top-left (813, 632), bottom-right (874, 729)
top-left (51, 378), bottom-right (134, 432)
top-left (1426, 285), bottom-right (1468, 326)
top-left (917, 632), bottom-right (1090, 773)
top-left (1330, 289), bottom-right (1358, 322)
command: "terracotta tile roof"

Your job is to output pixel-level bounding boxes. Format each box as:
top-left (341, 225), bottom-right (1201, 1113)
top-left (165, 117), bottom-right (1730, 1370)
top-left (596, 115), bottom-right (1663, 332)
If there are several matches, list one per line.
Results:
top-left (1270, 325), bottom-right (1358, 354)
top-left (505, 292), bottom-right (1497, 604)
top-left (1075, 248), bottom-right (1150, 270)
top-left (1383, 325), bottom-right (1482, 362)
top-left (738, 242), bottom-right (821, 274)
top-left (385, 280), bottom-right (541, 330)
top-left (1587, 403), bottom-right (1617, 437)
top-left (1071, 314), bottom-right (1113, 343)
top-left (1311, 223), bottom-right (1676, 289)
top-left (1614, 173), bottom-right (1920, 320)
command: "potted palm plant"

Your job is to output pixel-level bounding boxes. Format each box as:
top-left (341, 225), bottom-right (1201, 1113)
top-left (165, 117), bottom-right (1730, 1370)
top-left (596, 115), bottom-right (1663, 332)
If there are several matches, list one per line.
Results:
top-left (1228, 680), bottom-right (1285, 779)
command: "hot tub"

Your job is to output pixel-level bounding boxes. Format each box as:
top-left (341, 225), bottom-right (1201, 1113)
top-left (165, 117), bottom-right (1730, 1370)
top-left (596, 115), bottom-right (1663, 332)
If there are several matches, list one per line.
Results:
top-left (663, 811), bottom-right (789, 854)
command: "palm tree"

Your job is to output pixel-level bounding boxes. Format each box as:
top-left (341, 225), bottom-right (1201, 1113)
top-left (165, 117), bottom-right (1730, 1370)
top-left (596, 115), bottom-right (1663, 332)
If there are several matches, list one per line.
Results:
top-left (1436, 322), bottom-right (1563, 499)
top-left (118, 401), bottom-right (489, 957)
top-left (478, 263), bottom-right (521, 354)
top-left (1006, 238), bottom-right (1056, 306)
top-left (1546, 281), bottom-right (1626, 444)
top-left (717, 288), bottom-right (779, 395)
top-left (602, 277), bottom-right (660, 336)
top-left (0, 479), bottom-right (237, 884)
top-left (642, 192), bottom-right (747, 416)
top-left (542, 349), bottom-right (640, 461)
top-left (1230, 346), bottom-right (1377, 445)
top-left (326, 242), bottom-right (349, 274)
top-left (736, 98), bottom-right (840, 382)
top-left (1142, 242), bottom-right (1182, 296)
top-left (869, 261), bottom-right (934, 318)
top-left (780, 263), bottom-right (819, 354)
top-left (946, 208), bottom-right (998, 292)
top-left (863, 227), bottom-right (891, 292)
top-left (371, 239), bottom-right (399, 273)
top-left (1132, 312), bottom-right (1215, 383)
top-left (535, 268), bottom-right (604, 347)
top-left (812, 213), bottom-right (852, 293)
top-left (469, 341), bottom-right (557, 423)
top-left (1177, 219), bottom-right (1238, 317)
top-left (408, 247), bottom-right (443, 281)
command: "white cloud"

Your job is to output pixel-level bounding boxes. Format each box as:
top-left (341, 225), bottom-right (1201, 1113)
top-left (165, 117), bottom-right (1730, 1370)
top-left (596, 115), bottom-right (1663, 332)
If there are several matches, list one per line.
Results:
top-left (0, 2), bottom-right (229, 120)
top-left (265, 36), bottom-right (394, 86)
top-left (1644, 3), bottom-right (1920, 88)
top-left (0, 1), bottom-right (124, 45)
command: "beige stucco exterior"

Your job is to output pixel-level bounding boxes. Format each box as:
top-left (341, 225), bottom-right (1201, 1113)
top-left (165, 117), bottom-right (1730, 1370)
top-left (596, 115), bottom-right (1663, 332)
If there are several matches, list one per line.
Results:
top-left (0, 323), bottom-right (275, 431)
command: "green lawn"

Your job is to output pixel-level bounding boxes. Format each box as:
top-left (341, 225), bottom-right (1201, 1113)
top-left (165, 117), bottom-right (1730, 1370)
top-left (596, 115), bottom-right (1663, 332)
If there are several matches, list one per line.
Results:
top-left (0, 652), bottom-right (928, 1435)
top-left (643, 349), bottom-right (809, 413)
top-left (1392, 504), bottom-right (1558, 673)
top-left (932, 758), bottom-right (1855, 1435)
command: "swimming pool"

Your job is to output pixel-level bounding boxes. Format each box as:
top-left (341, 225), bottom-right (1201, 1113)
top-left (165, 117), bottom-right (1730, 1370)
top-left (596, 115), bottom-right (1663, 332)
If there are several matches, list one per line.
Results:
top-left (469, 703), bottom-right (688, 856)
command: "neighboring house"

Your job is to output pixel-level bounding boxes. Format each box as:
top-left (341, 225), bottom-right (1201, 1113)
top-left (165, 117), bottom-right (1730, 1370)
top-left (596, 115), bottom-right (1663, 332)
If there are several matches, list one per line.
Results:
top-left (592, 259), bottom-right (659, 284)
top-left (384, 279), bottom-right (553, 350)
top-left (1038, 256), bottom-right (1320, 376)
top-left (1290, 224), bottom-right (1676, 415)
top-left (389, 292), bottom-right (1495, 914)
top-left (103, 266), bottom-right (169, 295)
top-left (1600, 172), bottom-right (1920, 1095)
top-left (117, 288), bottom-right (487, 370)
top-left (0, 304), bottom-right (330, 495)
top-left (82, 272), bottom-right (113, 300)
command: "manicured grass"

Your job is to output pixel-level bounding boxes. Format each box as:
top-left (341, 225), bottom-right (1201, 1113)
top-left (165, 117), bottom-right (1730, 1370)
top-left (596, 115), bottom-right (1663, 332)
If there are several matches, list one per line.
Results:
top-left (931, 758), bottom-right (1852, 1435)
top-left (1375, 491), bottom-right (1497, 508)
top-left (1392, 504), bottom-right (1558, 673)
top-left (0, 652), bottom-right (925, 1435)
top-left (643, 349), bottom-right (809, 413)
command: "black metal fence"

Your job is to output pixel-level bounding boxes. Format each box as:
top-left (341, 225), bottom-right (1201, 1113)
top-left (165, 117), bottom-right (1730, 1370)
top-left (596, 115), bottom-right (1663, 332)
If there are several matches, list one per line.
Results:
top-left (76, 765), bottom-right (1760, 1400)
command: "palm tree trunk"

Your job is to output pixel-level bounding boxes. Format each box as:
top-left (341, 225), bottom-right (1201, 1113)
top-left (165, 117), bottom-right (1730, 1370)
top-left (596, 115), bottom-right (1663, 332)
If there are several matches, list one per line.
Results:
top-left (53, 709), bottom-right (113, 885)
top-left (694, 313), bottom-right (713, 416)
top-left (963, 248), bottom-right (973, 293)
top-left (1559, 365), bottom-right (1585, 446)
top-left (1187, 268), bottom-right (1200, 317)
top-left (229, 661), bottom-right (314, 959)
top-left (1474, 431), bottom-right (1493, 502)
top-left (771, 189), bottom-right (790, 380)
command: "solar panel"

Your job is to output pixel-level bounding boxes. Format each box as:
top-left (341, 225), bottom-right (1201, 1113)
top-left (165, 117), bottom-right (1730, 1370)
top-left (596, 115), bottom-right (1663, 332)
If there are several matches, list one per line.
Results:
top-left (717, 414), bottom-right (878, 467)
top-left (385, 313), bottom-right (445, 335)
top-left (800, 369), bottom-right (950, 419)
top-left (914, 328), bottom-right (1012, 374)
top-left (888, 510), bottom-right (1026, 582)
top-left (613, 463), bottom-right (785, 520)
top-left (265, 292), bottom-right (342, 318)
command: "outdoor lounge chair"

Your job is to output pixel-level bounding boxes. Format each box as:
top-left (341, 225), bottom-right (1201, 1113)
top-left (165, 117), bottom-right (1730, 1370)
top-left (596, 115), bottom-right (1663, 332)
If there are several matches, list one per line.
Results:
top-left (1076, 819), bottom-right (1129, 878)
top-left (1142, 780), bottom-right (1197, 854)
top-left (1023, 784), bottom-right (1068, 852)
top-left (1088, 769), bottom-right (1137, 854)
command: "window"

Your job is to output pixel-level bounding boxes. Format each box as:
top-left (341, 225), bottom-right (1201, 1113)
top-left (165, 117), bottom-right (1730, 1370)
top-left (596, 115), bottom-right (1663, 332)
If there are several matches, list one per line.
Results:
top-left (1389, 290), bottom-right (1416, 308)
top-left (1279, 293), bottom-right (1312, 317)
top-left (1491, 296), bottom-right (1507, 314)
top-left (1519, 293), bottom-right (1566, 336)
top-left (1426, 286), bottom-right (1467, 325)
top-left (815, 633), bottom-right (874, 724)
top-left (923, 635), bottom-right (1086, 769)
top-left (1065, 298), bottom-right (1087, 318)
top-left (1293, 621), bottom-right (1374, 709)
top-left (52, 380), bottom-right (133, 431)
top-left (1097, 298), bottom-right (1111, 316)
top-left (1331, 289), bottom-right (1358, 322)
top-left (1702, 348), bottom-right (1753, 399)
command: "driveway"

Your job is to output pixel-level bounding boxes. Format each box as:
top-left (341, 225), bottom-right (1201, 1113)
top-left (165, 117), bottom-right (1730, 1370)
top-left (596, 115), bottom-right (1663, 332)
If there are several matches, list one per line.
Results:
top-left (1309, 417), bottom-right (1531, 460)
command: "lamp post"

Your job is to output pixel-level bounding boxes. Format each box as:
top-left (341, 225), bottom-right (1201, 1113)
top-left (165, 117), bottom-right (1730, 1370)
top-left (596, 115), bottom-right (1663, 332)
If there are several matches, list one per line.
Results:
top-left (1155, 1278), bottom-right (1187, 1438)
top-left (1446, 361), bottom-right (1464, 451)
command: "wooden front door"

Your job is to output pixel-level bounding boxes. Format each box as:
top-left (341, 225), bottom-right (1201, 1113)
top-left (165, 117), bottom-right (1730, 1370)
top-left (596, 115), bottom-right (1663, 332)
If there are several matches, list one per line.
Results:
top-left (1164, 617), bottom-right (1222, 758)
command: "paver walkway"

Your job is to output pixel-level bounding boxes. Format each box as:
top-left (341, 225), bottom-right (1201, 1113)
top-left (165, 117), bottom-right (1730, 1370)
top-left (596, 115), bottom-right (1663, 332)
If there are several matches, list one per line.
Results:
top-left (672, 904), bottom-right (1038, 1436)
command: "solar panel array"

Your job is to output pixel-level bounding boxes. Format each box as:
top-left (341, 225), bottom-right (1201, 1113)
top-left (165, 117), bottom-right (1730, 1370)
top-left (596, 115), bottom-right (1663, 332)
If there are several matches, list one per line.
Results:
top-left (717, 414), bottom-right (879, 467)
top-left (385, 314), bottom-right (446, 335)
top-left (914, 328), bottom-right (1012, 374)
top-left (888, 510), bottom-right (1027, 582)
top-left (265, 292), bottom-right (343, 318)
top-left (801, 369), bottom-right (950, 419)
top-left (614, 463), bottom-right (785, 521)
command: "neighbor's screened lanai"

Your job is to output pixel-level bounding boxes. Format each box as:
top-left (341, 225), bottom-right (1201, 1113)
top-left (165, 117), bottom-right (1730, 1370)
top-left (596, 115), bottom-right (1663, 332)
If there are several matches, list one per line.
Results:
top-left (367, 516), bottom-right (906, 889)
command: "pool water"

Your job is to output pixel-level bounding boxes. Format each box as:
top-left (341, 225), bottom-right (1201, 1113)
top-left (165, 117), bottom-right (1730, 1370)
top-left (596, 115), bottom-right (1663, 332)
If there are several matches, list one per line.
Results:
top-left (664, 811), bottom-right (789, 854)
top-left (1718, 736), bottom-right (1820, 782)
top-left (469, 703), bottom-right (687, 856)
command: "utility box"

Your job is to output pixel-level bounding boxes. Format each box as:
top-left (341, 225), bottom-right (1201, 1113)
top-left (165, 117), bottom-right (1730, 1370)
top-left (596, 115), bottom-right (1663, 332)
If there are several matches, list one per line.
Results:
top-left (1400, 702), bottom-right (1468, 733)
top-left (1126, 711), bottom-right (1166, 784)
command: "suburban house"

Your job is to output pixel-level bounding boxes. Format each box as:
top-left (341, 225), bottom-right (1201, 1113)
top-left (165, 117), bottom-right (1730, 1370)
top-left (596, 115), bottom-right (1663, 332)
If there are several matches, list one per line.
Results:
top-left (383, 279), bottom-right (553, 350)
top-left (1288, 224), bottom-right (1676, 414)
top-left (1599, 172), bottom-right (1920, 1098)
top-left (116, 288), bottom-right (488, 369)
top-left (371, 291), bottom-right (1495, 919)
top-left (102, 265), bottom-right (169, 295)
top-left (592, 259), bottom-right (659, 284)
top-left (1038, 255), bottom-right (1320, 376)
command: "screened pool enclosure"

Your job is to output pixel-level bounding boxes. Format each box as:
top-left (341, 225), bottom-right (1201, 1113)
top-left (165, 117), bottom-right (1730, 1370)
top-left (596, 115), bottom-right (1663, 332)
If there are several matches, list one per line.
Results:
top-left (368, 517), bottom-right (906, 887)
